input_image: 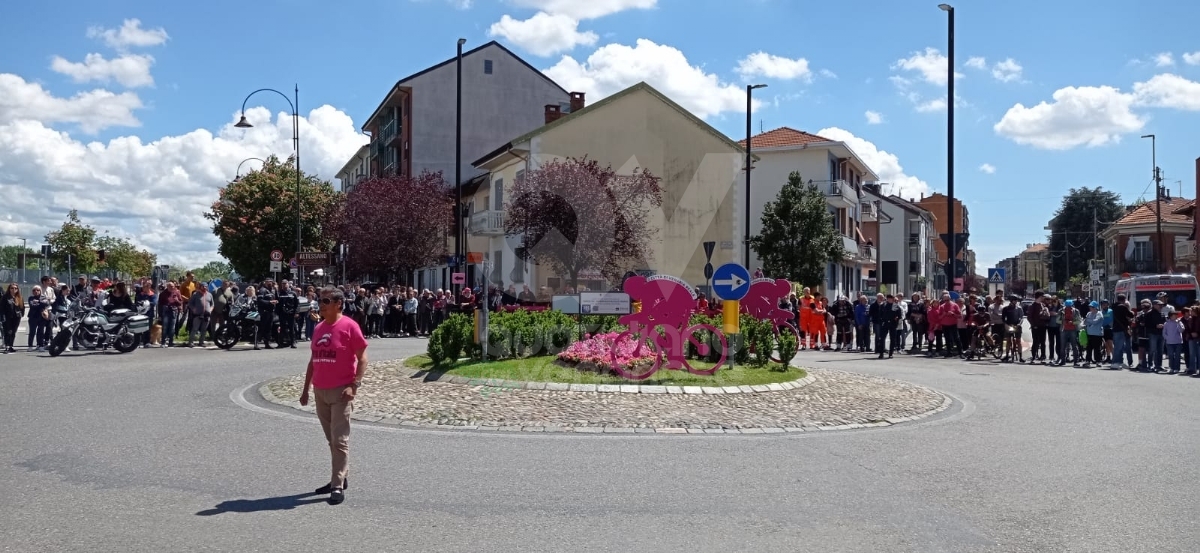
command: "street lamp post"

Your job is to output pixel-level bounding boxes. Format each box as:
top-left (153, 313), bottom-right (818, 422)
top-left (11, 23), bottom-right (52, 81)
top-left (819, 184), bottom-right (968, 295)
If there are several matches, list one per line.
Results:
top-left (455, 38), bottom-right (466, 292)
top-left (744, 83), bottom-right (767, 269)
top-left (18, 237), bottom-right (26, 283)
top-left (235, 85), bottom-right (302, 267)
top-left (1141, 134), bottom-right (1164, 273)
top-left (235, 157), bottom-right (267, 180)
top-left (939, 3), bottom-right (956, 291)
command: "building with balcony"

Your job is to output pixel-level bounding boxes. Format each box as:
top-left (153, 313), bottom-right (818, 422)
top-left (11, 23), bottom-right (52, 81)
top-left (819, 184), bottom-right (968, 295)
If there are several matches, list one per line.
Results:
top-left (915, 192), bottom-right (970, 281)
top-left (737, 127), bottom-right (878, 299)
top-left (1100, 196), bottom-right (1193, 283)
top-left (861, 186), bottom-right (936, 296)
top-left (357, 41), bottom-right (571, 184)
top-left (335, 145), bottom-right (371, 194)
top-left (456, 81), bottom-right (744, 295)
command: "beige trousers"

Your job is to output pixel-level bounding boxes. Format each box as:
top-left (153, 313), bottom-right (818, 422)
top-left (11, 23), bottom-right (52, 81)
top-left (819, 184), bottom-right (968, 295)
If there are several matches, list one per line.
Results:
top-left (314, 385), bottom-right (353, 489)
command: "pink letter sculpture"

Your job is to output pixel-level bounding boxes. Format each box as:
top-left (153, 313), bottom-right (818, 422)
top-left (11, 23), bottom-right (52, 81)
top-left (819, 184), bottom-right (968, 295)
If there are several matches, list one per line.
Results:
top-left (739, 278), bottom-right (801, 363)
top-left (610, 275), bottom-right (727, 380)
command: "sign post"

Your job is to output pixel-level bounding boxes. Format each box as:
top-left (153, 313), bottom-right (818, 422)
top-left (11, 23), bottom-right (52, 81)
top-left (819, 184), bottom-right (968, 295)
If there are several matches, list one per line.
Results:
top-left (712, 262), bottom-right (751, 367)
top-left (480, 258), bottom-right (493, 360)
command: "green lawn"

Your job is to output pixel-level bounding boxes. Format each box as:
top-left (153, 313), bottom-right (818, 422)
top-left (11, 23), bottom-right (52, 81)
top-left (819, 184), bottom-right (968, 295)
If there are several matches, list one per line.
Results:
top-left (405, 354), bottom-right (805, 387)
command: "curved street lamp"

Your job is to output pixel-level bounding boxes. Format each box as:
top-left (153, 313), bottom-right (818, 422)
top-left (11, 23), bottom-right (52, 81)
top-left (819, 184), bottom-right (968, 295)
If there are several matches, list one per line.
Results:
top-left (234, 157), bottom-right (267, 180)
top-left (235, 85), bottom-right (302, 262)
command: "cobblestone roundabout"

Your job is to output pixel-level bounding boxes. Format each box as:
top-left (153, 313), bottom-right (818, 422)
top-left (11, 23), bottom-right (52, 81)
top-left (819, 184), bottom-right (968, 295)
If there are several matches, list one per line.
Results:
top-left (259, 359), bottom-right (952, 434)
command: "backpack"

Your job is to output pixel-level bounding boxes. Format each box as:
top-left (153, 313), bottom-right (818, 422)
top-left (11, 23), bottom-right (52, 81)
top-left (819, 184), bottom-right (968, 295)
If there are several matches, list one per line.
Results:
top-left (1062, 307), bottom-right (1075, 329)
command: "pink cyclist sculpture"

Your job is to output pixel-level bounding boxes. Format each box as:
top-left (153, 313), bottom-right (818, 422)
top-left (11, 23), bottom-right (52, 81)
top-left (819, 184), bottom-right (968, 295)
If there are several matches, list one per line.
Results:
top-left (739, 277), bottom-right (800, 363)
top-left (611, 275), bottom-right (728, 380)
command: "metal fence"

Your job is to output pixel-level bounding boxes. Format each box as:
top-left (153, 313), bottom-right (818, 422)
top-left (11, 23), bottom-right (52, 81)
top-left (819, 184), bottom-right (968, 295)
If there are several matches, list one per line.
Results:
top-left (0, 266), bottom-right (135, 298)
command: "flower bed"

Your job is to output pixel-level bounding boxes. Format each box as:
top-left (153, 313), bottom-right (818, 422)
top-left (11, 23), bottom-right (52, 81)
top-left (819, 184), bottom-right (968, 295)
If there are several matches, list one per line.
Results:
top-left (557, 332), bottom-right (656, 373)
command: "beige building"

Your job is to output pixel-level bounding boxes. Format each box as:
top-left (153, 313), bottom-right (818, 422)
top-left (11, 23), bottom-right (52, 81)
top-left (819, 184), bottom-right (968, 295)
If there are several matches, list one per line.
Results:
top-left (450, 82), bottom-right (744, 294)
top-left (1017, 243), bottom-right (1050, 289)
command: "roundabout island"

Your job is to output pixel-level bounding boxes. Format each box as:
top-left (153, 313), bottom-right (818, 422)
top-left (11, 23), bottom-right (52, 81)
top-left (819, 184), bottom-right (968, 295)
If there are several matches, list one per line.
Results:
top-left (259, 355), bottom-right (951, 434)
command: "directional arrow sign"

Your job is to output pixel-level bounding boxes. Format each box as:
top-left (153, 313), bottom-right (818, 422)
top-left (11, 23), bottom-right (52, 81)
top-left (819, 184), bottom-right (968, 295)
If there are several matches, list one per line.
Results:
top-left (712, 262), bottom-right (751, 301)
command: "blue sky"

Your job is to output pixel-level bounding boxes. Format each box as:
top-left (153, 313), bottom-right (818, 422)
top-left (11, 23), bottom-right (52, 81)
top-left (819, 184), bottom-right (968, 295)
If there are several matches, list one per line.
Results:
top-left (2, 0), bottom-right (1198, 268)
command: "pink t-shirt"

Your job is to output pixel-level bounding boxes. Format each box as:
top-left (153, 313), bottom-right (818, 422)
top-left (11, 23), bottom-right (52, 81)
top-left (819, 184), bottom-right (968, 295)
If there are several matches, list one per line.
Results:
top-left (310, 315), bottom-right (368, 389)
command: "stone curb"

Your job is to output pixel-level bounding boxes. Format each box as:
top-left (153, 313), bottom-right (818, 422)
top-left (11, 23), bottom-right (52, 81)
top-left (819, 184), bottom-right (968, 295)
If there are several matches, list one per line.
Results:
top-left (255, 370), bottom-right (955, 436)
top-left (394, 363), bottom-right (818, 395)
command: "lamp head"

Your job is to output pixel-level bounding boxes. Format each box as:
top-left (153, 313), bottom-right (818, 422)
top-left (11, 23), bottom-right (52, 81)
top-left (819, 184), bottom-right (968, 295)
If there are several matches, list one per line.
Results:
top-left (938, 3), bottom-right (953, 10)
top-left (458, 38), bottom-right (467, 46)
top-left (749, 83), bottom-right (768, 90)
top-left (1141, 134), bottom-right (1154, 139)
top-left (234, 115), bottom-right (253, 128)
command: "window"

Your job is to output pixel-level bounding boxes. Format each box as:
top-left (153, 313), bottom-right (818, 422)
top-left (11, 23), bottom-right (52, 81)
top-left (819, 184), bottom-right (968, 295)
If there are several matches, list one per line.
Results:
top-left (493, 178), bottom-right (504, 210)
top-left (1132, 238), bottom-right (1153, 260)
top-left (516, 169), bottom-right (525, 185)
top-left (484, 59), bottom-right (493, 74)
top-left (492, 250), bottom-right (503, 283)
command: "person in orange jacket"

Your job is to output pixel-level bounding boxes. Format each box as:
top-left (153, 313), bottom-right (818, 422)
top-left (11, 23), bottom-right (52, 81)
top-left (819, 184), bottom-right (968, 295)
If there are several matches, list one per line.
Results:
top-left (798, 287), bottom-right (814, 349)
top-left (813, 296), bottom-right (830, 350)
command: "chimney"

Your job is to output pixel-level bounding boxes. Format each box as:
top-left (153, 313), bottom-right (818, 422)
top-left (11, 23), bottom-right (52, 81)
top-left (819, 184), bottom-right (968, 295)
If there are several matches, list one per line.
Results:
top-left (544, 104), bottom-right (563, 124)
top-left (569, 91), bottom-right (585, 113)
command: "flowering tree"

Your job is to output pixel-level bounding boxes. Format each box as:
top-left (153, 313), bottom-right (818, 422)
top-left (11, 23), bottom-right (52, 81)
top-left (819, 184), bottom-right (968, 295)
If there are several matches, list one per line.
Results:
top-left (205, 156), bottom-right (342, 280)
top-left (505, 157), bottom-right (662, 290)
top-left (335, 171), bottom-right (453, 280)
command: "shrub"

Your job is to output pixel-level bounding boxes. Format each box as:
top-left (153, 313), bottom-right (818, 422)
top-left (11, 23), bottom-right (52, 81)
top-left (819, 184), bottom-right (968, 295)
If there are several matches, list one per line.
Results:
top-left (427, 313), bottom-right (473, 366)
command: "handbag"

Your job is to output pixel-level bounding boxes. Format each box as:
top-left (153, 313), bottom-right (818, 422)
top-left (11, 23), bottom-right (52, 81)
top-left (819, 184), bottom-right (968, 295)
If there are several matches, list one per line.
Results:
top-left (1078, 329), bottom-right (1088, 347)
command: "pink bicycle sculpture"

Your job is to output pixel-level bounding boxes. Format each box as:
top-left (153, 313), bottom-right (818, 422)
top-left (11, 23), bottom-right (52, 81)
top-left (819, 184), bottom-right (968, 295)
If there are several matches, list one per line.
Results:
top-left (740, 278), bottom-right (800, 363)
top-left (610, 276), bottom-right (728, 380)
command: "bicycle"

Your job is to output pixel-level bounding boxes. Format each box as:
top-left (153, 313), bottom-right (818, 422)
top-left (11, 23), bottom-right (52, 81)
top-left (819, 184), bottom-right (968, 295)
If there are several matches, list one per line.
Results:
top-left (609, 319), bottom-right (728, 381)
top-left (1003, 325), bottom-right (1024, 363)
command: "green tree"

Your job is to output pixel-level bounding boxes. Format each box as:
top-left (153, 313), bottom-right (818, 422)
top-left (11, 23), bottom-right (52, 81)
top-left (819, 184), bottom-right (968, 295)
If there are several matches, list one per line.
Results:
top-left (205, 155), bottom-right (343, 280)
top-left (0, 246), bottom-right (39, 269)
top-left (45, 209), bottom-right (99, 275)
top-left (94, 234), bottom-right (156, 278)
top-left (1047, 187), bottom-right (1125, 288)
top-left (750, 171), bottom-right (844, 287)
top-left (191, 260), bottom-right (232, 283)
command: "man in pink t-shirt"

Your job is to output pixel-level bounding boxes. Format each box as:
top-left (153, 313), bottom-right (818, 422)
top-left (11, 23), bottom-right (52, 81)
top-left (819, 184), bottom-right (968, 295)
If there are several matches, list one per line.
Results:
top-left (300, 286), bottom-right (368, 505)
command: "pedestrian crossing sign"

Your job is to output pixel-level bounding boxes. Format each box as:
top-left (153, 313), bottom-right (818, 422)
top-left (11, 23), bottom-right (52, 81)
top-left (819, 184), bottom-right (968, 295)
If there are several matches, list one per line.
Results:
top-left (987, 268), bottom-right (1006, 284)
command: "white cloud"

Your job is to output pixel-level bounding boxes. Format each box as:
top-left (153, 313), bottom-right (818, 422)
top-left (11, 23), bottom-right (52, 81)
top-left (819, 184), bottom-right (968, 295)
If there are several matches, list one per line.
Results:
top-left (892, 47), bottom-right (961, 86)
top-left (86, 19), bottom-right (168, 51)
top-left (1133, 73), bottom-right (1200, 111)
top-left (0, 74), bottom-right (143, 133)
top-left (965, 56), bottom-right (986, 69)
top-left (1154, 52), bottom-right (1175, 67)
top-left (0, 73), bottom-right (367, 267)
top-left (864, 110), bottom-right (883, 124)
top-left (488, 12), bottom-right (597, 57)
top-left (509, 0), bottom-right (656, 20)
top-left (979, 163), bottom-right (996, 174)
top-left (993, 85), bottom-right (1145, 150)
top-left (819, 69), bottom-right (837, 79)
top-left (544, 39), bottom-right (755, 119)
top-left (1184, 52), bottom-right (1200, 65)
top-left (735, 52), bottom-right (812, 81)
top-left (915, 97), bottom-right (947, 112)
top-left (50, 53), bottom-right (156, 88)
top-left (815, 127), bottom-right (931, 200)
top-left (991, 58), bottom-right (1023, 82)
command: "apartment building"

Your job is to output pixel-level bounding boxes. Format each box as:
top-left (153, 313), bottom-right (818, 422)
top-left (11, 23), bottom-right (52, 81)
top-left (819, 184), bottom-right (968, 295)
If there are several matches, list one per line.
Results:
top-left (915, 192), bottom-right (969, 289)
top-left (738, 127), bottom-right (877, 299)
top-left (861, 186), bottom-right (937, 297)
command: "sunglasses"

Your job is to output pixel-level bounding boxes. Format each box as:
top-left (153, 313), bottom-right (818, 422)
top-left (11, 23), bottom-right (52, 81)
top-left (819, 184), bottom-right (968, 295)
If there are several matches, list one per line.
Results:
top-left (320, 297), bottom-right (341, 305)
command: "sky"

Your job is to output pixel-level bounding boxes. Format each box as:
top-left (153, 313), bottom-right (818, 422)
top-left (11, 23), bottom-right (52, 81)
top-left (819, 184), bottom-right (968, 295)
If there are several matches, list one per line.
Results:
top-left (2, 0), bottom-right (1199, 270)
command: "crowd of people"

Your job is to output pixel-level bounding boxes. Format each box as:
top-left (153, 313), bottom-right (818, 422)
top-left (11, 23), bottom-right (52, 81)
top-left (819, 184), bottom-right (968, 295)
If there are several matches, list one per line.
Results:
top-left (767, 286), bottom-right (1199, 374)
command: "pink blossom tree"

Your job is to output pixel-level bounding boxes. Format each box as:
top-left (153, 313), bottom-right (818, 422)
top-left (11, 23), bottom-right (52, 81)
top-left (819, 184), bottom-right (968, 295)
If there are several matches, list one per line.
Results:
top-left (336, 171), bottom-right (453, 281)
top-left (505, 157), bottom-right (662, 290)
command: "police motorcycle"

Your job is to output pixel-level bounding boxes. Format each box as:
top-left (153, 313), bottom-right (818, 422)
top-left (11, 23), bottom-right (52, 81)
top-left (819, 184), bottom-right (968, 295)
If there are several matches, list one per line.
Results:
top-left (48, 298), bottom-right (152, 357)
top-left (213, 293), bottom-right (307, 349)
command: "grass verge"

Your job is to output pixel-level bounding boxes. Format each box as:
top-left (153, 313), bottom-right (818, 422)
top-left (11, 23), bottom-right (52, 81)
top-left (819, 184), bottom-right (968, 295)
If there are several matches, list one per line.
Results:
top-left (404, 354), bottom-right (806, 387)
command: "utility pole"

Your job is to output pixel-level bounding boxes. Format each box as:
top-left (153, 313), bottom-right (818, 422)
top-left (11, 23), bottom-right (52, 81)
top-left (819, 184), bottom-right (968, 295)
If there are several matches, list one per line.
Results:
top-left (1155, 166), bottom-right (1164, 273)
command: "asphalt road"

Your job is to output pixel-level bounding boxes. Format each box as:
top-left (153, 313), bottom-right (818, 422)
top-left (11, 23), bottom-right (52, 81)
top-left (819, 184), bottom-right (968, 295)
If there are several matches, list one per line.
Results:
top-left (1, 335), bottom-right (1197, 553)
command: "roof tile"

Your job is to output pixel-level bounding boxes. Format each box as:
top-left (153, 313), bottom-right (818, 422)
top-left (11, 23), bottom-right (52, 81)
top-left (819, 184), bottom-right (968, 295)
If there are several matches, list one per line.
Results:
top-left (738, 127), bottom-right (834, 149)
top-left (1114, 197), bottom-right (1194, 226)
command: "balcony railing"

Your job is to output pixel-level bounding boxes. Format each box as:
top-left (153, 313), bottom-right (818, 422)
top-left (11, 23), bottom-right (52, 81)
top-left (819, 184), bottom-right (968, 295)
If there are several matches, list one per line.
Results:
top-left (469, 210), bottom-right (505, 235)
top-left (820, 180), bottom-right (855, 208)
top-left (908, 233), bottom-right (920, 247)
top-left (1122, 258), bottom-right (1158, 274)
top-left (859, 243), bottom-right (876, 262)
top-left (860, 201), bottom-right (877, 221)
top-left (1176, 239), bottom-right (1196, 261)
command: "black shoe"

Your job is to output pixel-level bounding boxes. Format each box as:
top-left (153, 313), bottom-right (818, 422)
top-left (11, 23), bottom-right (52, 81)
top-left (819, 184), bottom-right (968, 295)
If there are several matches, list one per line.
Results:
top-left (328, 488), bottom-right (345, 505)
top-left (315, 479), bottom-right (348, 494)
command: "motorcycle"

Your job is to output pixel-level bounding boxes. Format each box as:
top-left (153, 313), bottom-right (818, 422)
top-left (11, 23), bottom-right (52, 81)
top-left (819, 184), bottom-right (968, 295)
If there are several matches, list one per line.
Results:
top-left (48, 299), bottom-right (152, 357)
top-left (213, 296), bottom-right (299, 349)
